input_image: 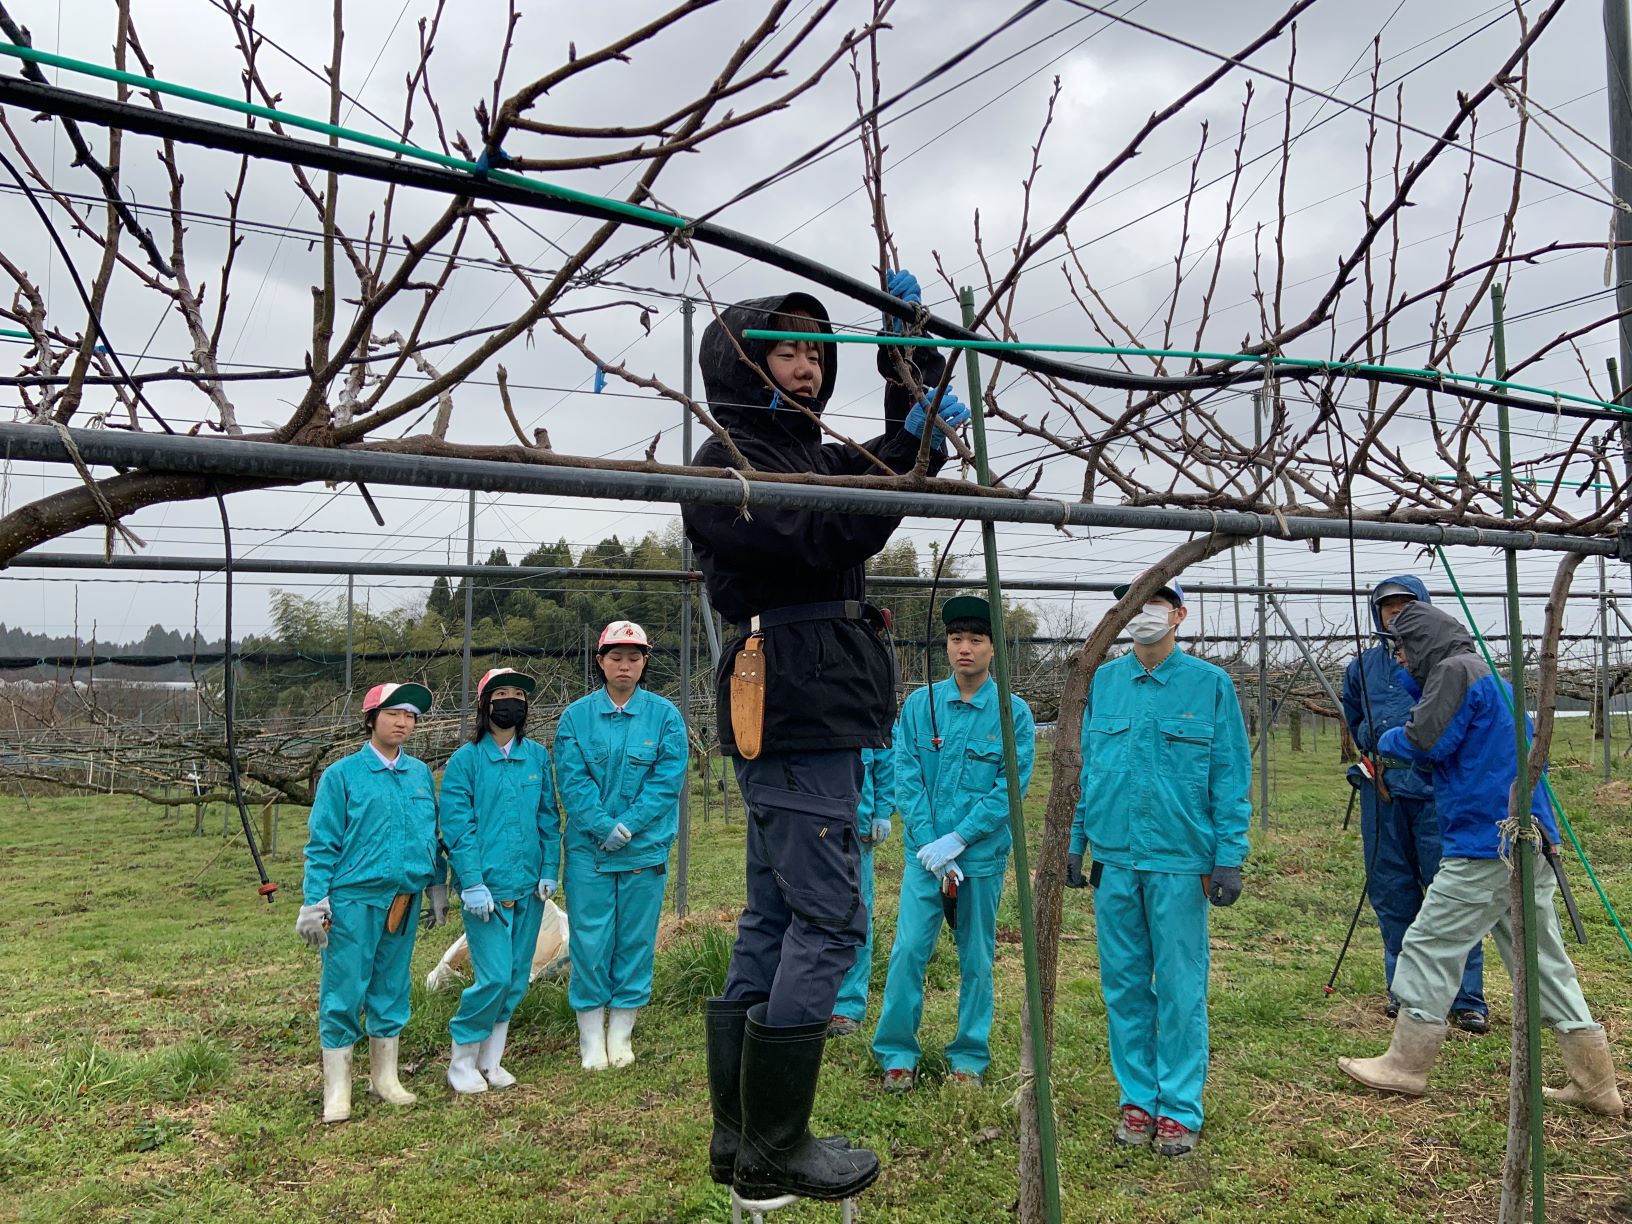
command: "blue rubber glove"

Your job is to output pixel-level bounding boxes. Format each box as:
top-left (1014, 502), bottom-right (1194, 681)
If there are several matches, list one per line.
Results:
top-left (461, 883), bottom-right (495, 922)
top-left (1208, 865), bottom-right (1243, 907)
top-left (869, 817), bottom-right (891, 845)
top-left (917, 831), bottom-right (967, 877)
top-left (903, 389), bottom-right (972, 450)
top-left (602, 823), bottom-right (632, 852)
top-left (537, 878), bottom-right (557, 902)
top-left (882, 268), bottom-right (921, 333)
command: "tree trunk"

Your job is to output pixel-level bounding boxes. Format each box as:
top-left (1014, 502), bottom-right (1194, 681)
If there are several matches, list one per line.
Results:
top-left (1288, 707), bottom-right (1302, 752)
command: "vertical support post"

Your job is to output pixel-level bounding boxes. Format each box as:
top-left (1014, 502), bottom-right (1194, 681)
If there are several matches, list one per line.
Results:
top-left (459, 490), bottom-right (476, 740)
top-left (1254, 389), bottom-right (1270, 830)
top-left (960, 288), bottom-right (1061, 1224)
top-left (1492, 283), bottom-right (1547, 1223)
top-left (676, 298), bottom-right (696, 918)
top-left (1604, 0), bottom-right (1632, 470)
top-left (343, 573), bottom-right (354, 711)
top-left (1597, 437), bottom-right (1612, 781)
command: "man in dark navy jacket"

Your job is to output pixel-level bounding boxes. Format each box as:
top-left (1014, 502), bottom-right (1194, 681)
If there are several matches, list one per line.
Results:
top-left (1338, 603), bottom-right (1623, 1115)
top-left (685, 276), bottom-right (970, 1202)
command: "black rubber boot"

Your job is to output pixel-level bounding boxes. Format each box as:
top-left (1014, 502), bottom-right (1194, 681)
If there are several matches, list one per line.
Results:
top-left (706, 997), bottom-right (755, 1185)
top-left (733, 1003), bottom-right (880, 1202)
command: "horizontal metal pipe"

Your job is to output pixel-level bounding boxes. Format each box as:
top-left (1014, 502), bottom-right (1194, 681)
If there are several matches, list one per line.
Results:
top-left (0, 424), bottom-right (1620, 557)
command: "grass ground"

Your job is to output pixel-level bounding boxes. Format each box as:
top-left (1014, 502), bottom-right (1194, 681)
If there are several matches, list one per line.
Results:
top-left (0, 720), bottom-right (1628, 1223)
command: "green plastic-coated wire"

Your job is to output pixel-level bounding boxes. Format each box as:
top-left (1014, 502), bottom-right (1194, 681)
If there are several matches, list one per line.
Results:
top-left (0, 42), bottom-right (685, 231)
top-left (744, 328), bottom-right (1632, 418)
top-left (1433, 546), bottom-right (1632, 961)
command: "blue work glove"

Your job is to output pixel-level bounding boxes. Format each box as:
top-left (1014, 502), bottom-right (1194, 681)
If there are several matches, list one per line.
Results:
top-left (1208, 865), bottom-right (1243, 908)
top-left (461, 883), bottom-right (496, 922)
top-left (602, 823), bottom-right (632, 852)
top-left (1065, 853), bottom-right (1088, 890)
top-left (426, 884), bottom-right (449, 927)
top-left (882, 268), bottom-right (921, 333)
top-left (917, 831), bottom-right (967, 877)
top-left (537, 878), bottom-right (557, 902)
top-left (295, 898), bottom-right (331, 949)
top-left (903, 389), bottom-right (972, 450)
top-left (869, 817), bottom-right (891, 845)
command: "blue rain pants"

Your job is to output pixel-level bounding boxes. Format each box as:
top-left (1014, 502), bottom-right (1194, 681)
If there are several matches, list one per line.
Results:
top-left (449, 893), bottom-right (547, 1044)
top-left (565, 857), bottom-right (669, 1011)
top-left (318, 895), bottom-right (420, 1049)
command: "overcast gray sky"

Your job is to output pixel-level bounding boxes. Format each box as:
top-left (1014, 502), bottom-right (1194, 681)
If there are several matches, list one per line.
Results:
top-left (1, 0), bottom-right (1626, 667)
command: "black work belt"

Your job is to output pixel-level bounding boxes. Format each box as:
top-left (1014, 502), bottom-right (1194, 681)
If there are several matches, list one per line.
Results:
top-left (736, 600), bottom-right (868, 638)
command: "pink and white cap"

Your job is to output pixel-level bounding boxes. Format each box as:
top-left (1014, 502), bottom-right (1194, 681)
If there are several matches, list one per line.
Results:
top-left (597, 620), bottom-right (650, 652)
top-left (477, 667), bottom-right (537, 699)
top-left (362, 681), bottom-right (433, 716)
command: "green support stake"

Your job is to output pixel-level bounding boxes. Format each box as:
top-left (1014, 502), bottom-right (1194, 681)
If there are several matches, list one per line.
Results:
top-left (1491, 283), bottom-right (1548, 1222)
top-left (959, 287), bottom-right (1062, 1224)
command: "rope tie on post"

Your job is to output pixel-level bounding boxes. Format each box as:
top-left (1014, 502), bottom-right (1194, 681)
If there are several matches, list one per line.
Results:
top-left (48, 419), bottom-right (145, 559)
top-left (727, 468), bottom-right (754, 523)
top-left (1498, 813), bottom-right (1544, 871)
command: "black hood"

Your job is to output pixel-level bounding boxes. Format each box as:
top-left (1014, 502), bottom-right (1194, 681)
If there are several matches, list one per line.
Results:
top-left (699, 292), bottom-right (836, 445)
top-left (1392, 601), bottom-right (1477, 687)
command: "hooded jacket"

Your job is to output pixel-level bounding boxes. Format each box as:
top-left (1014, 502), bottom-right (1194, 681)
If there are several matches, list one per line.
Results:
top-left (1376, 602), bottom-right (1559, 858)
top-left (681, 292), bottom-right (947, 754)
top-left (1340, 573), bottom-right (1433, 801)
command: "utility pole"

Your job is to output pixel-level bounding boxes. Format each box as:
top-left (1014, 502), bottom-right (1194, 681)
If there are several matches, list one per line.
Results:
top-left (1254, 387), bottom-right (1270, 830)
top-left (676, 298), bottom-right (696, 918)
top-left (458, 491), bottom-right (475, 739)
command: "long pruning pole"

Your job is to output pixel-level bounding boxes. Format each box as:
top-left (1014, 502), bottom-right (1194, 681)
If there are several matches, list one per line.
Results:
top-left (1492, 283), bottom-right (1548, 1222)
top-left (959, 288), bottom-right (1061, 1224)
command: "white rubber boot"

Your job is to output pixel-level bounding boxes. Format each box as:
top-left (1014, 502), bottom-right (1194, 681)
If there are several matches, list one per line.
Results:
top-left (320, 1046), bottom-right (353, 1124)
top-left (577, 1007), bottom-right (609, 1071)
top-left (1544, 1027), bottom-right (1627, 1116)
top-left (607, 1007), bottom-right (639, 1068)
top-left (1338, 1013), bottom-right (1447, 1097)
top-left (367, 1036), bottom-right (417, 1106)
top-left (477, 1020), bottom-right (518, 1089)
top-left (447, 1041), bottom-right (488, 1094)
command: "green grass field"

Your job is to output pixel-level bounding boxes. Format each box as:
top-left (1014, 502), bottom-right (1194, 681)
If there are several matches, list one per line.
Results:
top-left (1, 721), bottom-right (1628, 1223)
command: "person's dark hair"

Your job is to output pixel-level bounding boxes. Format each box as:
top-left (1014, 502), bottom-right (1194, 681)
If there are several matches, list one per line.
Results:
top-left (363, 708), bottom-right (378, 734)
top-left (470, 687), bottom-right (527, 744)
top-left (770, 310), bottom-right (826, 336)
top-left (945, 617), bottom-right (992, 640)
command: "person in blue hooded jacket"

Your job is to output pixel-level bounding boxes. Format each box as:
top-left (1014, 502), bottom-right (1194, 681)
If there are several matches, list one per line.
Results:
top-left (440, 667), bottom-right (562, 1095)
top-left (296, 680), bottom-right (445, 1125)
top-left (1066, 575), bottom-right (1252, 1158)
top-left (872, 596), bottom-right (1035, 1091)
top-left (554, 620), bottom-right (688, 1073)
top-left (1341, 575), bottom-right (1488, 1032)
top-left (1339, 602), bottom-right (1623, 1115)
top-left (828, 747), bottom-right (895, 1038)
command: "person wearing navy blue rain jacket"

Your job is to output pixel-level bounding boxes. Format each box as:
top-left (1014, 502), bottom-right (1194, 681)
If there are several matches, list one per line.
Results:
top-left (1067, 576), bottom-right (1252, 1158)
top-left (829, 748), bottom-right (895, 1037)
top-left (1339, 603), bottom-right (1624, 1115)
top-left (296, 681), bottom-right (444, 1125)
top-left (1341, 574), bottom-right (1487, 1031)
top-left (440, 667), bottom-right (561, 1095)
top-left (554, 621), bottom-right (688, 1073)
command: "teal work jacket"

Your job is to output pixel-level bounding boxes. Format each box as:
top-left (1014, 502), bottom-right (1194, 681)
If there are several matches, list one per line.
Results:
top-left (553, 687), bottom-right (689, 873)
top-left (857, 746), bottom-right (896, 839)
top-left (301, 744), bottom-right (442, 906)
top-left (895, 676), bottom-right (1035, 879)
top-left (440, 734), bottom-right (561, 902)
top-left (1071, 645), bottom-right (1252, 874)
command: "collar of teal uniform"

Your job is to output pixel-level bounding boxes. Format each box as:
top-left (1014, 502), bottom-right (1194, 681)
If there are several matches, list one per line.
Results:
top-left (481, 733), bottom-right (526, 762)
top-left (1132, 642), bottom-right (1186, 684)
top-left (596, 687), bottom-right (643, 716)
top-left (938, 673), bottom-right (995, 709)
top-left (363, 742), bottom-right (405, 771)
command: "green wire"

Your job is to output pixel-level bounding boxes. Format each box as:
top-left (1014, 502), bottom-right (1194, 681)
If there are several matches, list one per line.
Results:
top-left (745, 328), bottom-right (1632, 418)
top-left (1433, 546), bottom-right (1632, 961)
top-left (0, 42), bottom-right (685, 231)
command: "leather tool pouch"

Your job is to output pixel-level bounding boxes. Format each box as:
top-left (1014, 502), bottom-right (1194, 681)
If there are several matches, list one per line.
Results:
top-left (385, 891), bottom-right (414, 935)
top-left (731, 633), bottom-right (767, 760)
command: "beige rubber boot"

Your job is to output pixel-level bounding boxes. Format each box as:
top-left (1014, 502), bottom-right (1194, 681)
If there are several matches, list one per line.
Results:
top-left (1338, 1013), bottom-right (1447, 1097)
top-left (320, 1046), bottom-right (353, 1124)
top-left (367, 1036), bottom-right (417, 1106)
top-left (607, 1007), bottom-right (638, 1068)
top-left (1543, 1027), bottom-right (1627, 1116)
top-left (577, 1007), bottom-right (609, 1071)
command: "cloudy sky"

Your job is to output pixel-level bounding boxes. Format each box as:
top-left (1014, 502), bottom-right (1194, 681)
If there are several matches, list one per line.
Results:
top-left (2, 0), bottom-right (1627, 672)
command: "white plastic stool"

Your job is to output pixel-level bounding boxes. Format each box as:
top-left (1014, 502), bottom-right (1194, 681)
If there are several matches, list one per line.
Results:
top-left (730, 1190), bottom-right (856, 1223)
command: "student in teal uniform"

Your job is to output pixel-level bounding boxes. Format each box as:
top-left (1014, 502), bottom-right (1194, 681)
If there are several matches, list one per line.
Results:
top-left (828, 747), bottom-right (895, 1038)
top-left (440, 667), bottom-right (562, 1094)
top-left (1066, 575), bottom-right (1252, 1158)
top-left (872, 596), bottom-right (1035, 1090)
top-left (554, 621), bottom-right (689, 1070)
top-left (296, 680), bottom-right (445, 1124)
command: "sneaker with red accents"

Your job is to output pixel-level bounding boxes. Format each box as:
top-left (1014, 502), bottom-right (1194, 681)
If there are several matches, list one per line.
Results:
top-left (1153, 1115), bottom-right (1198, 1157)
top-left (827, 1016), bottom-right (860, 1038)
top-left (1114, 1105), bottom-right (1153, 1147)
top-left (949, 1070), bottom-right (983, 1087)
top-left (882, 1068), bottom-right (916, 1094)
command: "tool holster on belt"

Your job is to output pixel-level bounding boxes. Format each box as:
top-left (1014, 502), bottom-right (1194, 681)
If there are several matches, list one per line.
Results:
top-left (385, 892), bottom-right (414, 935)
top-left (731, 633), bottom-right (767, 760)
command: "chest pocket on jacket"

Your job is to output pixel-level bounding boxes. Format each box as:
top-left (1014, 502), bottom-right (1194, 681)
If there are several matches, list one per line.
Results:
top-left (960, 747), bottom-right (1003, 793)
top-left (621, 749), bottom-right (658, 799)
top-left (1159, 718), bottom-right (1213, 783)
top-left (1086, 716), bottom-right (1133, 770)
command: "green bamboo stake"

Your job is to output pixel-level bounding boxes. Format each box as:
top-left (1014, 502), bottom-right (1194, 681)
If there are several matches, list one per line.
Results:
top-left (959, 287), bottom-right (1061, 1224)
top-left (1492, 283), bottom-right (1548, 1222)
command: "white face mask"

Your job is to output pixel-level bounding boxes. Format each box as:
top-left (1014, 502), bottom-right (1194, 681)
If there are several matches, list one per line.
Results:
top-left (1128, 604), bottom-right (1175, 645)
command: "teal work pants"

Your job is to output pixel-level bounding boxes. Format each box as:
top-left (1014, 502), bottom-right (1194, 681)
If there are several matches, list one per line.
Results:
top-left (449, 893), bottom-right (545, 1045)
top-left (1093, 864), bottom-right (1211, 1131)
top-left (565, 859), bottom-right (667, 1011)
top-left (871, 862), bottom-right (1003, 1076)
top-left (833, 845), bottom-right (877, 1022)
top-left (318, 895), bottom-right (420, 1049)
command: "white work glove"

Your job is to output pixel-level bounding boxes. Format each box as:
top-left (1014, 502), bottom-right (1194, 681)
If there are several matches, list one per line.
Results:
top-left (296, 898), bottom-right (332, 949)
